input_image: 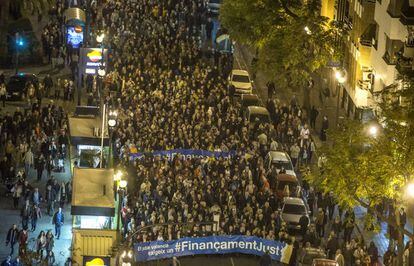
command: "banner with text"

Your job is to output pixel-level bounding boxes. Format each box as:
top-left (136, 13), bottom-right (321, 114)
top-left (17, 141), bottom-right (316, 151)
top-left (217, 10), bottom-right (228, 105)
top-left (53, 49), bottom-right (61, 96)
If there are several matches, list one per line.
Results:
top-left (129, 149), bottom-right (236, 161)
top-left (134, 235), bottom-right (290, 262)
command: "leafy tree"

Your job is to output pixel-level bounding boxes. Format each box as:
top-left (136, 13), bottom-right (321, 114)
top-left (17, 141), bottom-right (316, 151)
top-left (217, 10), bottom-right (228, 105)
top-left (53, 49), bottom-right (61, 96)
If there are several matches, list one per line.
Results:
top-left (307, 75), bottom-right (414, 263)
top-left (220, 0), bottom-right (343, 106)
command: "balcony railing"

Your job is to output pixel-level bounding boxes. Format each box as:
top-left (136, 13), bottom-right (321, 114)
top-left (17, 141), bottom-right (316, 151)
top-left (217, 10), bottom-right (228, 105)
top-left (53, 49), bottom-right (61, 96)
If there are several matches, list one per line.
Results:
top-left (383, 52), bottom-right (398, 65)
top-left (396, 58), bottom-right (414, 77)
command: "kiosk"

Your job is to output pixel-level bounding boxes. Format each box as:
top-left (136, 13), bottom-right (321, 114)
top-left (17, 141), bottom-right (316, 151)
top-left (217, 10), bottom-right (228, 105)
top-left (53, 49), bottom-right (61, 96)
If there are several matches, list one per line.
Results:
top-left (64, 7), bottom-right (86, 49)
top-left (68, 106), bottom-right (109, 169)
top-left (71, 168), bottom-right (118, 266)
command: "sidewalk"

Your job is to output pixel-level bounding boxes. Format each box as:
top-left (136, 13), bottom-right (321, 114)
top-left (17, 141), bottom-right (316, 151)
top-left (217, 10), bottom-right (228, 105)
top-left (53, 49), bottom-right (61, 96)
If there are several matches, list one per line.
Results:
top-left (0, 160), bottom-right (73, 264)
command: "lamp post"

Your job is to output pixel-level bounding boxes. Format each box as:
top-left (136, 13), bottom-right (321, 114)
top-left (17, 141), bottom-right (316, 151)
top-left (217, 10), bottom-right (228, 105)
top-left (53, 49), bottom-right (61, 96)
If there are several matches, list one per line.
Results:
top-left (15, 33), bottom-right (24, 74)
top-left (335, 68), bottom-right (347, 126)
top-left (115, 171), bottom-right (127, 235)
top-left (108, 109), bottom-right (118, 167)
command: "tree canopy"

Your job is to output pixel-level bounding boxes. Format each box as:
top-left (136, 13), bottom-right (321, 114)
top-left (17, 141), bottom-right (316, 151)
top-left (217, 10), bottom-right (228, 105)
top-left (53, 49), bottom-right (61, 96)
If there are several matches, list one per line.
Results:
top-left (220, 0), bottom-right (343, 89)
top-left (306, 120), bottom-right (404, 211)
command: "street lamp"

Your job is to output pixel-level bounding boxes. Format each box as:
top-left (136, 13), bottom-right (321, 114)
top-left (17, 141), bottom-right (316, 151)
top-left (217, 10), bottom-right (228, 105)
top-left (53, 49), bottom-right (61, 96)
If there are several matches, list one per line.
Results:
top-left (96, 33), bottom-right (105, 44)
top-left (304, 26), bottom-right (312, 35)
top-left (368, 125), bottom-right (378, 138)
top-left (108, 110), bottom-right (118, 128)
top-left (119, 180), bottom-right (128, 189)
top-left (114, 170), bottom-right (123, 182)
top-left (120, 249), bottom-right (133, 266)
top-left (117, 178), bottom-right (128, 234)
top-left (335, 69), bottom-right (347, 84)
top-left (407, 183), bottom-right (414, 198)
top-left (97, 68), bottom-right (106, 77)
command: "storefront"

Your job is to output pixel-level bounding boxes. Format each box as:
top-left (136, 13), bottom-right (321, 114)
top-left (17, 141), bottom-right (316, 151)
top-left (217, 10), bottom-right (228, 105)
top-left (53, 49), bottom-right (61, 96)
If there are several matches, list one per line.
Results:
top-left (68, 106), bottom-right (109, 169)
top-left (71, 168), bottom-right (118, 266)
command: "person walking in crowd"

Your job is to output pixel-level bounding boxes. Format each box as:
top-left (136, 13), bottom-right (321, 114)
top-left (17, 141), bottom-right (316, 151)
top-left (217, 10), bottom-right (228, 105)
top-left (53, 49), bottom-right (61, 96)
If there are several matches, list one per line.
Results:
top-left (5, 224), bottom-right (19, 256)
top-left (30, 203), bottom-right (42, 232)
top-left (36, 230), bottom-right (47, 260)
top-left (52, 207), bottom-right (64, 239)
top-left (18, 228), bottom-right (28, 257)
top-left (20, 200), bottom-right (30, 230)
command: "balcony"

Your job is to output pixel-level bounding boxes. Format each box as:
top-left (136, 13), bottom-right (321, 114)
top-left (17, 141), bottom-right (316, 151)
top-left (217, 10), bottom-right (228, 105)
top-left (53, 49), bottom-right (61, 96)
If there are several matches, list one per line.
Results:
top-left (396, 59), bottom-right (414, 77)
top-left (396, 41), bottom-right (414, 77)
top-left (387, 0), bottom-right (403, 18)
top-left (383, 51), bottom-right (398, 65)
top-left (360, 23), bottom-right (378, 48)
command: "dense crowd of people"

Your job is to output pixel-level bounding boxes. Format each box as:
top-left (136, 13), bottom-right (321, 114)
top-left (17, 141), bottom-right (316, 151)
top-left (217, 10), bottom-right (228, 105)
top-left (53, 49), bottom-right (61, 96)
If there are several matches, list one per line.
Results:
top-left (96, 0), bottom-right (387, 265)
top-left (1, 0), bottom-right (412, 265)
top-left (0, 100), bottom-right (70, 264)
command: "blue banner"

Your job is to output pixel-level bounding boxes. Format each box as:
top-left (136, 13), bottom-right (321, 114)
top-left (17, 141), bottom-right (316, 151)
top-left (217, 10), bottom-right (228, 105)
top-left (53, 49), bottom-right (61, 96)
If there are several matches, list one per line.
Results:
top-left (129, 149), bottom-right (236, 161)
top-left (134, 235), bottom-right (290, 262)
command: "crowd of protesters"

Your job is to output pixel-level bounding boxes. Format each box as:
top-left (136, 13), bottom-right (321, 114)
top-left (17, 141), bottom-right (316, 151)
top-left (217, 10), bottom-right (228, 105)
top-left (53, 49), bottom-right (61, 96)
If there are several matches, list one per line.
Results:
top-left (0, 99), bottom-right (70, 264)
top-left (94, 0), bottom-right (391, 265)
top-left (0, 0), bottom-right (409, 264)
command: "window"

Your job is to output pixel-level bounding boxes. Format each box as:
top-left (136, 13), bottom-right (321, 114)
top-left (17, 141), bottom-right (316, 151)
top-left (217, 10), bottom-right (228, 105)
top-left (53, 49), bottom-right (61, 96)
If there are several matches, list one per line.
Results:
top-left (383, 34), bottom-right (404, 65)
top-left (387, 0), bottom-right (402, 18)
top-left (283, 204), bottom-right (306, 215)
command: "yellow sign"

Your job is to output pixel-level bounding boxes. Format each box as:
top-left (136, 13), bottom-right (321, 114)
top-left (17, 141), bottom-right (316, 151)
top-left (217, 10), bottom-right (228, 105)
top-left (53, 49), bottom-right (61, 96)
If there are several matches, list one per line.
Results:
top-left (85, 258), bottom-right (105, 266)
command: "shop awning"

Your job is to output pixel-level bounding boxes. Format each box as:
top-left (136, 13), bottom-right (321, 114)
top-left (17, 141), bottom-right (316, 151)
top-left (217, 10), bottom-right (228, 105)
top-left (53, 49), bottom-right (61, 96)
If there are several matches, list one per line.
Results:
top-left (68, 116), bottom-right (109, 146)
top-left (71, 168), bottom-right (115, 216)
top-left (64, 7), bottom-right (86, 26)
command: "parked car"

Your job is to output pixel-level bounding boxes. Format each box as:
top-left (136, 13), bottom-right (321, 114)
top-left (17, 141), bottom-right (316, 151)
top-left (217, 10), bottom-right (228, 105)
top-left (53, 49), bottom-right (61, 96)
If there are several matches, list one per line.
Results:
top-left (6, 73), bottom-right (38, 100)
top-left (312, 259), bottom-right (338, 266)
top-left (265, 151), bottom-right (296, 177)
top-left (298, 248), bottom-right (327, 266)
top-left (207, 0), bottom-right (222, 15)
top-left (281, 197), bottom-right (309, 229)
top-left (245, 106), bottom-right (270, 127)
top-left (229, 69), bottom-right (253, 95)
top-left (275, 174), bottom-right (299, 200)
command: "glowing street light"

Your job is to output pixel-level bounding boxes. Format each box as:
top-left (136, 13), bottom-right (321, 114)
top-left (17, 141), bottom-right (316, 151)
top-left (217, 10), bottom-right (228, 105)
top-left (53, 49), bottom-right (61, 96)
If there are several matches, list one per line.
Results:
top-left (335, 69), bottom-right (346, 84)
top-left (119, 179), bottom-right (128, 189)
top-left (368, 125), bottom-right (378, 137)
top-left (114, 171), bottom-right (123, 182)
top-left (108, 110), bottom-right (118, 127)
top-left (304, 26), bottom-right (312, 35)
top-left (96, 33), bottom-right (105, 43)
top-left (407, 183), bottom-right (414, 198)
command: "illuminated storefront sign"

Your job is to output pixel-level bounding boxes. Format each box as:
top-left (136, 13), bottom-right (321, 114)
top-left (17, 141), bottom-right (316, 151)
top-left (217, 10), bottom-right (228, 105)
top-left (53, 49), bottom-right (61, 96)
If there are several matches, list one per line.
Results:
top-left (80, 48), bottom-right (108, 75)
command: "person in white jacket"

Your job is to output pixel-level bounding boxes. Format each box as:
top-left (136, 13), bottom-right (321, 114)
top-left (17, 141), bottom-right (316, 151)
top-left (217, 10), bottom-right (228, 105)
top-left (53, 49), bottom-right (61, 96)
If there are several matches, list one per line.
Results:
top-left (23, 149), bottom-right (34, 177)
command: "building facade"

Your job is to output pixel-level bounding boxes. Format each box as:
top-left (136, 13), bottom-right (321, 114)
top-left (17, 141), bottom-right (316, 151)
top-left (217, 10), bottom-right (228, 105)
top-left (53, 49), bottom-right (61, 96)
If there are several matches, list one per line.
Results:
top-left (322, 0), bottom-right (414, 119)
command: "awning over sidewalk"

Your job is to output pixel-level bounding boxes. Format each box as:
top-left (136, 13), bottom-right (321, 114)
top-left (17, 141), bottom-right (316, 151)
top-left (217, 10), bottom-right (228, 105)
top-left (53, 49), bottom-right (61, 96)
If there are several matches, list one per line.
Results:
top-left (68, 115), bottom-right (109, 146)
top-left (71, 168), bottom-right (115, 216)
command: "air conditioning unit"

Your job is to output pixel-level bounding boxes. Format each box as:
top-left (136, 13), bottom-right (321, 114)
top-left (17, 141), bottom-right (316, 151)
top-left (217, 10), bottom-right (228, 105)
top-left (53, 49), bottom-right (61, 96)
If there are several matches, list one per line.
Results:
top-left (362, 71), bottom-right (374, 85)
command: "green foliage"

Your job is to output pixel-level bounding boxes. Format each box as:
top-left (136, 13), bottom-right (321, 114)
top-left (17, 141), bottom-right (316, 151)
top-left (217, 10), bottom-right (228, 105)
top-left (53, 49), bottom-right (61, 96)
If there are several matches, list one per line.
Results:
top-left (220, 0), bottom-right (343, 89)
top-left (379, 75), bottom-right (414, 178)
top-left (305, 120), bottom-right (404, 210)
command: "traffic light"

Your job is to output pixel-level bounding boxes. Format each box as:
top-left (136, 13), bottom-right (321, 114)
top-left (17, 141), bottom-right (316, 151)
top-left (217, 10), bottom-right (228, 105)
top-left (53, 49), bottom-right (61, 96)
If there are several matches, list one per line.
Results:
top-left (15, 33), bottom-right (25, 48)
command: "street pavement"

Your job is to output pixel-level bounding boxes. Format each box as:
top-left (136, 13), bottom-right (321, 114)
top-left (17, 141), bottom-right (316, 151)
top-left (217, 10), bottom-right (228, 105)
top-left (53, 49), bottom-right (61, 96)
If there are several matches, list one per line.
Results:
top-left (0, 65), bottom-right (75, 264)
top-left (0, 156), bottom-right (73, 265)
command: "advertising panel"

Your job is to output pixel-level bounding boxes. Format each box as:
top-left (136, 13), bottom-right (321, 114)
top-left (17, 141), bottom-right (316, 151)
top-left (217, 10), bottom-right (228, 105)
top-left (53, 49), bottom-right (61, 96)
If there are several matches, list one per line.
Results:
top-left (80, 48), bottom-right (108, 75)
top-left (67, 26), bottom-right (84, 48)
